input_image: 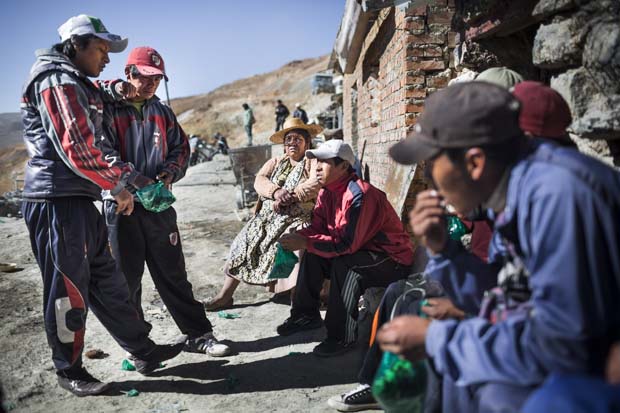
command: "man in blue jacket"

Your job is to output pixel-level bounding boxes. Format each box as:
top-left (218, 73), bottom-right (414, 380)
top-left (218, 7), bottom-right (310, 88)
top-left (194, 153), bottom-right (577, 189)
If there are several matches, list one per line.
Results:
top-left (377, 81), bottom-right (620, 412)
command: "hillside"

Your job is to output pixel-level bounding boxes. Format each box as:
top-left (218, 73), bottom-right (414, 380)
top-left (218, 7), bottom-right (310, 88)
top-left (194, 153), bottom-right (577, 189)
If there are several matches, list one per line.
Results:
top-left (0, 55), bottom-right (331, 194)
top-left (171, 55), bottom-right (331, 146)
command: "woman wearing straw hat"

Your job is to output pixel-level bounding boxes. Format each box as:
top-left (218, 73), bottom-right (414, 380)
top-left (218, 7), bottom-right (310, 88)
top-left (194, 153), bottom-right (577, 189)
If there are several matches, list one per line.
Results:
top-left (205, 118), bottom-right (323, 310)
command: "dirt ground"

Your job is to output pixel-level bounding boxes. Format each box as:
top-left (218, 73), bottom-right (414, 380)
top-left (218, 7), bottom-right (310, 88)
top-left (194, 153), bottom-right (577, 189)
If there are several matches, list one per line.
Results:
top-left (0, 155), bottom-right (372, 413)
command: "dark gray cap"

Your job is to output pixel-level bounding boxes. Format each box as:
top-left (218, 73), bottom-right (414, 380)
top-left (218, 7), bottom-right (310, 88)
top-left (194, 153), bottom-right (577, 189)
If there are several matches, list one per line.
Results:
top-left (389, 82), bottom-right (523, 165)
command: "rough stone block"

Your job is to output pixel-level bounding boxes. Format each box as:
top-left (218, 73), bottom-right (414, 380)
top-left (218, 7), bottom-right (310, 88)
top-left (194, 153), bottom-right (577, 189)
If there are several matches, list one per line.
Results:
top-left (532, 0), bottom-right (576, 18)
top-left (583, 21), bottom-right (620, 84)
top-left (552, 68), bottom-right (620, 139)
top-left (533, 15), bottom-right (587, 69)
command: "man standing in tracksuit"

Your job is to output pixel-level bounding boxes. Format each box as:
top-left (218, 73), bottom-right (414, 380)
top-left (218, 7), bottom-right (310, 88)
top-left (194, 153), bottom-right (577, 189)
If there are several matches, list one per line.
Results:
top-left (103, 47), bottom-right (230, 359)
top-left (377, 82), bottom-right (620, 412)
top-left (20, 15), bottom-right (183, 397)
top-left (277, 139), bottom-right (413, 357)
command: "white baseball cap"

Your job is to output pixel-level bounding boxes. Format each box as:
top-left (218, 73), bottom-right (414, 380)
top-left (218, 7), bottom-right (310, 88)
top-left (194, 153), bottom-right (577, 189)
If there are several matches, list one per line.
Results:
top-left (58, 15), bottom-right (128, 53)
top-left (306, 139), bottom-right (355, 166)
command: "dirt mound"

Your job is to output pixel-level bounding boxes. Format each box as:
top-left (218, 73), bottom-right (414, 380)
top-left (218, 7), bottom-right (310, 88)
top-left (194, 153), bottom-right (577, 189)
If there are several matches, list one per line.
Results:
top-left (0, 145), bottom-right (27, 194)
top-left (171, 55), bottom-right (331, 148)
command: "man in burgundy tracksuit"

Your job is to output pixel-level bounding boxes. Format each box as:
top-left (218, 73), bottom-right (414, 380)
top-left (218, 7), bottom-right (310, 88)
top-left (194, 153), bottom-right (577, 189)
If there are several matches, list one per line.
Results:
top-left (278, 139), bottom-right (413, 357)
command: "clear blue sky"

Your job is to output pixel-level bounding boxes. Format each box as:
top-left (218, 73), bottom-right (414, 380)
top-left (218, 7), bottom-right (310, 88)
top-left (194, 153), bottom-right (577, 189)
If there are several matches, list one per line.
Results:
top-left (0, 0), bottom-right (344, 113)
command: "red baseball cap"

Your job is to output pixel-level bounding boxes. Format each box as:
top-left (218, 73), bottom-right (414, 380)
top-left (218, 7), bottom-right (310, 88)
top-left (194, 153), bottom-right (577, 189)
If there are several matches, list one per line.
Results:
top-left (126, 46), bottom-right (168, 80)
top-left (512, 81), bottom-right (572, 139)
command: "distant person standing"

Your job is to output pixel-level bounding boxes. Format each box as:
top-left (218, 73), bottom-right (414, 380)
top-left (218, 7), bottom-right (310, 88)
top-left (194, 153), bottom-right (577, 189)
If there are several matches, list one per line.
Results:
top-left (275, 99), bottom-right (290, 131)
top-left (293, 103), bottom-right (308, 124)
top-left (242, 103), bottom-right (255, 146)
top-left (20, 14), bottom-right (183, 396)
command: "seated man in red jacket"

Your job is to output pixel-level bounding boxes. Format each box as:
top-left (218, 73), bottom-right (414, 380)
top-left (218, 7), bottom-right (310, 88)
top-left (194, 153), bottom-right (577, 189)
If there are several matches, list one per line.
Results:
top-left (278, 139), bottom-right (414, 357)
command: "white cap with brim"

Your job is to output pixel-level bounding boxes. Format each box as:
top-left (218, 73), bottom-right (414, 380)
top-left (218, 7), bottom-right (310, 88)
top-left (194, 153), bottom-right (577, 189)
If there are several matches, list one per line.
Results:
top-left (306, 139), bottom-right (356, 166)
top-left (58, 14), bottom-right (128, 53)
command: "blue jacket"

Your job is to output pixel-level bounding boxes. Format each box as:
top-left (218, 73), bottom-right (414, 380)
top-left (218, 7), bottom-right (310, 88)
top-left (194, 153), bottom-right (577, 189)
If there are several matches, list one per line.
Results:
top-left (425, 142), bottom-right (620, 387)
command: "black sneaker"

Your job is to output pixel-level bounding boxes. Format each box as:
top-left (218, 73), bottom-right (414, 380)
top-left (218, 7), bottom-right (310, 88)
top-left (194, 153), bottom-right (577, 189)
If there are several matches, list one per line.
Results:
top-left (327, 384), bottom-right (380, 411)
top-left (131, 342), bottom-right (184, 375)
top-left (276, 314), bottom-right (323, 336)
top-left (313, 338), bottom-right (355, 357)
top-left (57, 368), bottom-right (110, 397)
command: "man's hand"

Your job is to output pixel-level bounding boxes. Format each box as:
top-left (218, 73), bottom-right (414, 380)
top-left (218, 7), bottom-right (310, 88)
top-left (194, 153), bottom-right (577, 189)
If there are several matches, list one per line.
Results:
top-left (114, 188), bottom-right (134, 215)
top-left (278, 233), bottom-right (308, 251)
top-left (132, 174), bottom-right (155, 189)
top-left (376, 315), bottom-right (431, 362)
top-left (274, 188), bottom-right (294, 205)
top-left (115, 81), bottom-right (138, 100)
top-left (606, 342), bottom-right (620, 385)
top-left (157, 171), bottom-right (173, 189)
top-left (421, 298), bottom-right (466, 320)
top-left (409, 190), bottom-right (448, 254)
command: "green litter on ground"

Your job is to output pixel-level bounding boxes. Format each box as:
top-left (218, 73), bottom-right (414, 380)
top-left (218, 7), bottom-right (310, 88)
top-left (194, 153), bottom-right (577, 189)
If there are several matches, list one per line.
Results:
top-left (2, 401), bottom-right (16, 411)
top-left (121, 359), bottom-right (165, 371)
top-left (217, 311), bottom-right (241, 319)
top-left (122, 389), bottom-right (140, 397)
top-left (121, 359), bottom-right (136, 371)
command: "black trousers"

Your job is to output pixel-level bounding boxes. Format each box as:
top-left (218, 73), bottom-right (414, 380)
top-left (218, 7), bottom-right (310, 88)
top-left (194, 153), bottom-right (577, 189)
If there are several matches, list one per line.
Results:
top-left (105, 202), bottom-right (212, 338)
top-left (292, 251), bottom-right (409, 343)
top-left (23, 198), bottom-right (156, 372)
top-left (275, 116), bottom-right (287, 132)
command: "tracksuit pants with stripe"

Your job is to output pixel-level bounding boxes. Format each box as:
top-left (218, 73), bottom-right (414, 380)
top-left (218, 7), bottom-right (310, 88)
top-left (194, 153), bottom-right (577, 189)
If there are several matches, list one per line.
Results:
top-left (291, 250), bottom-right (410, 343)
top-left (22, 198), bottom-right (158, 373)
top-left (104, 202), bottom-right (212, 339)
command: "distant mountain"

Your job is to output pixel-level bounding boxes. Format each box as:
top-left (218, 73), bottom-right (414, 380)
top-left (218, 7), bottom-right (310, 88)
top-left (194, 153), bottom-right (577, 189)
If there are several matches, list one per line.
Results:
top-left (0, 113), bottom-right (23, 149)
top-left (171, 55), bottom-right (332, 147)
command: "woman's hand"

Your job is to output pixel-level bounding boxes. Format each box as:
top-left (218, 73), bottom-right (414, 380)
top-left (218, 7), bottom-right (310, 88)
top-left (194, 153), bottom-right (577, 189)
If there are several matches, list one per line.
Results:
top-left (274, 188), bottom-right (294, 204)
top-left (421, 298), bottom-right (466, 320)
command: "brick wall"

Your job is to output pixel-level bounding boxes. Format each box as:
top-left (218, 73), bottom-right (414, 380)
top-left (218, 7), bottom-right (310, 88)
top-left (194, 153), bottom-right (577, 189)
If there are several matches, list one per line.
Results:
top-left (341, 2), bottom-right (457, 221)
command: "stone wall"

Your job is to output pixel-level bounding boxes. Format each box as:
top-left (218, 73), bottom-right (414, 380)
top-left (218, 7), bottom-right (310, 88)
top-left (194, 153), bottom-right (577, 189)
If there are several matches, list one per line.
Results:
top-left (532, 0), bottom-right (620, 165)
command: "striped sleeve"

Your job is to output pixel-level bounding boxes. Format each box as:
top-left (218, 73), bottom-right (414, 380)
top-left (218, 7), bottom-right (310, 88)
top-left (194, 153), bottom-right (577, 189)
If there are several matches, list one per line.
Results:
top-left (35, 72), bottom-right (132, 193)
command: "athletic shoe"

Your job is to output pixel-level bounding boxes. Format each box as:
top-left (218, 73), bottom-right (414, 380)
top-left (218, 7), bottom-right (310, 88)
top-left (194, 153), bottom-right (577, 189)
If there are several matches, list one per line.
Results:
top-left (276, 314), bottom-right (323, 336)
top-left (184, 332), bottom-right (231, 357)
top-left (327, 384), bottom-right (380, 411)
top-left (312, 338), bottom-right (355, 357)
top-left (132, 342), bottom-right (184, 375)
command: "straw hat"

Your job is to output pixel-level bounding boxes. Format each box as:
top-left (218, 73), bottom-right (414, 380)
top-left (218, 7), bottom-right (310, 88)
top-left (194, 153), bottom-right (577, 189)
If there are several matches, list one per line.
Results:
top-left (270, 117), bottom-right (323, 144)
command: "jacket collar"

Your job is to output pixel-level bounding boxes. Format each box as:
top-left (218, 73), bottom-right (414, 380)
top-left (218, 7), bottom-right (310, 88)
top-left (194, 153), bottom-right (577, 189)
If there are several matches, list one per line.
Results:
top-left (325, 172), bottom-right (355, 192)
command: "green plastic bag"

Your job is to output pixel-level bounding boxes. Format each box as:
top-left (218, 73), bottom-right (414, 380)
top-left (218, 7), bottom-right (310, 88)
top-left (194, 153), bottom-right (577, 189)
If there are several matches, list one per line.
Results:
top-left (372, 290), bottom-right (430, 412)
top-left (447, 215), bottom-right (468, 241)
top-left (267, 244), bottom-right (298, 279)
top-left (136, 181), bottom-right (176, 212)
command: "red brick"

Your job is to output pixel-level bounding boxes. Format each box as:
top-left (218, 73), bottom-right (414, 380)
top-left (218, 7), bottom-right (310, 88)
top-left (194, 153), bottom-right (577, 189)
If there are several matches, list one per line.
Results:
top-left (405, 114), bottom-right (419, 126)
top-left (405, 4), bottom-right (427, 17)
top-left (407, 33), bottom-right (445, 45)
top-left (406, 60), bottom-right (446, 72)
top-left (428, 9), bottom-right (453, 25)
top-left (406, 102), bottom-right (424, 113)
top-left (424, 45), bottom-right (443, 57)
top-left (405, 17), bottom-right (425, 32)
top-left (405, 87), bottom-right (426, 98)
top-left (407, 46), bottom-right (425, 57)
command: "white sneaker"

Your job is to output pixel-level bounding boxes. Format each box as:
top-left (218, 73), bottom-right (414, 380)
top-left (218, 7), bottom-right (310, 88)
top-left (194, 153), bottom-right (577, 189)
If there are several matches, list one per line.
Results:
top-left (184, 332), bottom-right (231, 357)
top-left (327, 384), bottom-right (381, 412)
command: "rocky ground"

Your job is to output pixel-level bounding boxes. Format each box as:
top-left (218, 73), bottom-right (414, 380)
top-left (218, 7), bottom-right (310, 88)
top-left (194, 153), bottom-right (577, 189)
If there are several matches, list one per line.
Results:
top-left (0, 155), bottom-right (373, 413)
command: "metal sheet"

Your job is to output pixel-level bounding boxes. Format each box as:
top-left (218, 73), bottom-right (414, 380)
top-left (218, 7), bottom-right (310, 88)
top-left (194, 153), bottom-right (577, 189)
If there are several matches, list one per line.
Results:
top-left (383, 163), bottom-right (418, 216)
